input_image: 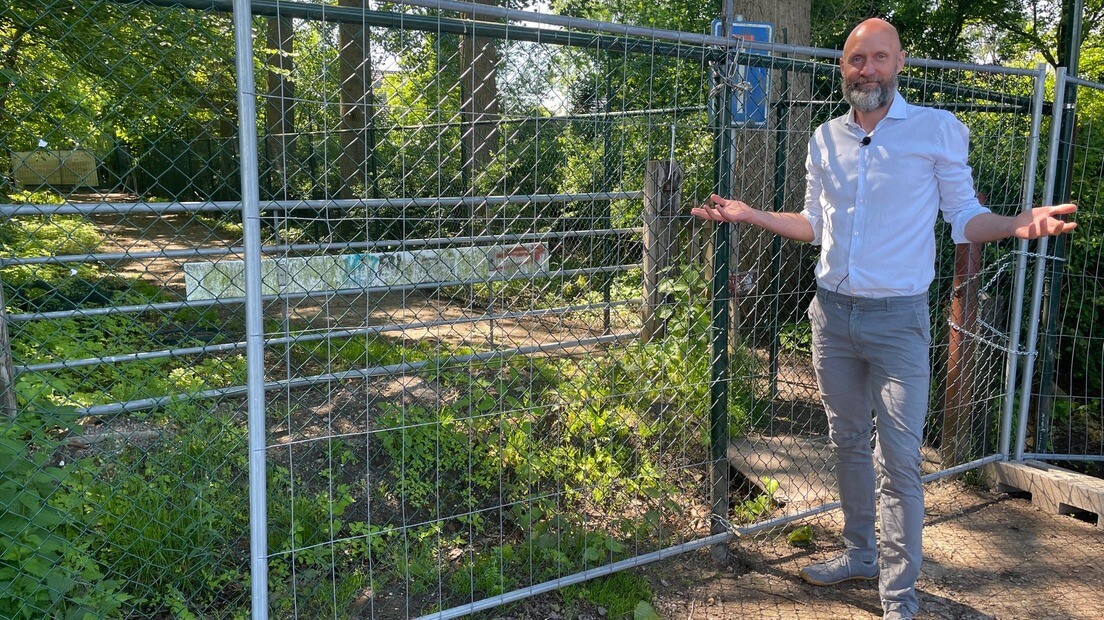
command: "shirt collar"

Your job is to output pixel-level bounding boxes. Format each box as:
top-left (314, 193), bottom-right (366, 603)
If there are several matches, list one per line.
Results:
top-left (845, 90), bottom-right (908, 129)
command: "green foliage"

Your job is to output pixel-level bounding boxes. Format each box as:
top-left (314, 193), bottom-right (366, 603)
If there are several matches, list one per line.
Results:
top-left (9, 307), bottom-right (242, 408)
top-left (778, 322), bottom-right (812, 355)
top-left (0, 214), bottom-right (247, 410)
top-left (452, 511), bottom-right (630, 598)
top-left (287, 333), bottom-right (414, 372)
top-left (0, 215), bottom-right (102, 261)
top-left (552, 0), bottom-right (714, 34)
top-left (266, 470), bottom-right (366, 616)
top-left (0, 409), bottom-right (128, 619)
top-left (89, 476), bottom-right (225, 607)
top-left (1, 0), bottom-right (236, 157)
top-left (21, 3), bottom-right (1104, 616)
top-left (733, 477), bottom-right (780, 523)
top-left (375, 401), bottom-right (499, 513)
top-left (5, 189), bottom-right (65, 205)
top-left (85, 403), bottom-right (250, 615)
top-left (561, 571), bottom-right (653, 619)
top-left (787, 524), bottom-right (814, 547)
top-left (616, 265), bottom-right (754, 435)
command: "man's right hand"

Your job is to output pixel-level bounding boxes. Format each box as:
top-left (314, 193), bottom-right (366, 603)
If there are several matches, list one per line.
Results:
top-left (690, 194), bottom-right (756, 224)
top-left (690, 193), bottom-right (816, 242)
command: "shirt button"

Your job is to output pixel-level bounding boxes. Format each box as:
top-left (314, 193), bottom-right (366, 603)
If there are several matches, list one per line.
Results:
top-left (853, 232), bottom-right (859, 236)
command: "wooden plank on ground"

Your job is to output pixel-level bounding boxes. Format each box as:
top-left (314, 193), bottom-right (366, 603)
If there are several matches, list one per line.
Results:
top-left (728, 435), bottom-right (946, 509)
top-left (728, 435), bottom-right (839, 507)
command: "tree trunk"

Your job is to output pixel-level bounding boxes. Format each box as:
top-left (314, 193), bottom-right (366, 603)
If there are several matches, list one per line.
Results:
top-left (338, 0), bottom-right (375, 200)
top-left (0, 283), bottom-right (16, 416)
top-left (726, 0), bottom-right (814, 345)
top-left (459, 0), bottom-right (500, 219)
top-left (265, 16), bottom-right (296, 198)
top-left (0, 23), bottom-right (32, 193)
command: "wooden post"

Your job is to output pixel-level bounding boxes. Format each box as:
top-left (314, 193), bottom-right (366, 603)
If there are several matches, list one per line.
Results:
top-left (942, 241), bottom-right (982, 465)
top-left (0, 283), bottom-right (16, 416)
top-left (642, 160), bottom-right (684, 343)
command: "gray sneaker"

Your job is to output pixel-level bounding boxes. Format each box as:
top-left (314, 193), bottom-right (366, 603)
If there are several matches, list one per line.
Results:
top-left (799, 554), bottom-right (878, 586)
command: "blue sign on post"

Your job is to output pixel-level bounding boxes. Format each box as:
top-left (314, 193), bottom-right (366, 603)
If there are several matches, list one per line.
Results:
top-left (710, 19), bottom-right (774, 126)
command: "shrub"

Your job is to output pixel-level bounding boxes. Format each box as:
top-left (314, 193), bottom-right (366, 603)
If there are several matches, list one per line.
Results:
top-left (0, 410), bottom-right (128, 618)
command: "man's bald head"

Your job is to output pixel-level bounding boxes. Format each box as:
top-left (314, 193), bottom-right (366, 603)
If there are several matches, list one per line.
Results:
top-left (844, 18), bottom-right (902, 57)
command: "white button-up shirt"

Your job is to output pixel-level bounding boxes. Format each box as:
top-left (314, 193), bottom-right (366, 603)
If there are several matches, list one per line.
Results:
top-left (800, 92), bottom-right (991, 297)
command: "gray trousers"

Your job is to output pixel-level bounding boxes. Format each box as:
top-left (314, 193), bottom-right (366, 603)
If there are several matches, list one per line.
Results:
top-left (808, 288), bottom-right (930, 617)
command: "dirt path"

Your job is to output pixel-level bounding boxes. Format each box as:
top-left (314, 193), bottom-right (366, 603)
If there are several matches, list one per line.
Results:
top-left (89, 210), bottom-right (618, 347)
top-left (90, 211), bottom-right (238, 295)
top-left (498, 481), bottom-right (1104, 620)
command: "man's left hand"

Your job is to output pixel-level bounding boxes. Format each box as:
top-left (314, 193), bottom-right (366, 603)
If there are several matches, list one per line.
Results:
top-left (1012, 203), bottom-right (1078, 239)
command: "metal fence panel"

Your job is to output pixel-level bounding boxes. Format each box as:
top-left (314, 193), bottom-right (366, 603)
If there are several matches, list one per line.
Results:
top-left (246, 9), bottom-right (723, 618)
top-left (0, 0), bottom-right (1087, 617)
top-left (2, 1), bottom-right (250, 617)
top-left (1022, 73), bottom-right (1104, 464)
top-left (711, 51), bottom-right (1049, 548)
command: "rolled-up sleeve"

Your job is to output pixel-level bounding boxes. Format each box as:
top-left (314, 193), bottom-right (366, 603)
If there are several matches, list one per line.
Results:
top-left (936, 114), bottom-right (991, 243)
top-left (801, 141), bottom-right (825, 246)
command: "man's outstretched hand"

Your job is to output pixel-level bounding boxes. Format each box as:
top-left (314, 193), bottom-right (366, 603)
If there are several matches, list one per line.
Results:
top-left (1012, 203), bottom-right (1078, 240)
top-left (690, 194), bottom-right (755, 224)
top-left (690, 193), bottom-right (816, 242)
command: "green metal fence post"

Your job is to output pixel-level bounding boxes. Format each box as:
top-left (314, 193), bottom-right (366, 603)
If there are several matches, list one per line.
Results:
top-left (708, 51), bottom-right (734, 546)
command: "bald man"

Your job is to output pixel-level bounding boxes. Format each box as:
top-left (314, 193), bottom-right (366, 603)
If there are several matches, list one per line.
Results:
top-left (693, 18), bottom-right (1075, 620)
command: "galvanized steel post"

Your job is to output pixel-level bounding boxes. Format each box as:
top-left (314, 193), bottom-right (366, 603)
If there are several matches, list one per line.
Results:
top-left (230, 0), bottom-right (269, 615)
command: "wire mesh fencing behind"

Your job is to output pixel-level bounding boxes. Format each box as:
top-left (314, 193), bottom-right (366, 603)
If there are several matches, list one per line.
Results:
top-left (914, 62), bottom-right (1048, 473)
top-left (239, 5), bottom-right (737, 618)
top-left (0, 0), bottom-right (1079, 617)
top-left (1, 0), bottom-right (254, 617)
top-left (1024, 74), bottom-right (1104, 466)
top-left (0, 1), bottom-right (727, 617)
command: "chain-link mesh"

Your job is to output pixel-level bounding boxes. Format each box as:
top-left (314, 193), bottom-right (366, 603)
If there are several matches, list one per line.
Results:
top-left (251, 7), bottom-right (723, 617)
top-left (0, 0), bottom-right (1098, 618)
top-left (1025, 75), bottom-right (1104, 466)
top-left (2, 1), bottom-right (248, 617)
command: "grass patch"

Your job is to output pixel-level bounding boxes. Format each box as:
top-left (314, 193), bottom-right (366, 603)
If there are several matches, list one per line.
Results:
top-left (561, 571), bottom-right (653, 619)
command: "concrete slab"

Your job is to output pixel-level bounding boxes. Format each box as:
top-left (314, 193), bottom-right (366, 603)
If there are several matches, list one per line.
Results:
top-left (987, 459), bottom-right (1104, 528)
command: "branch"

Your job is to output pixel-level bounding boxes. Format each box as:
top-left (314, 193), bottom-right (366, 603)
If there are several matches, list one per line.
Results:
top-left (988, 16), bottom-right (1058, 67)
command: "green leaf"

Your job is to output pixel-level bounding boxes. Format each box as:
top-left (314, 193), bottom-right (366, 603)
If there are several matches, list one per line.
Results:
top-left (583, 545), bottom-right (602, 562)
top-left (634, 600), bottom-right (661, 620)
top-left (760, 476), bottom-right (780, 496)
top-left (604, 537), bottom-right (626, 553)
top-left (787, 525), bottom-right (814, 547)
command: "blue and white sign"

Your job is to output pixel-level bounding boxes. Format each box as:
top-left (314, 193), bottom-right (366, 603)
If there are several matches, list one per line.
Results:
top-left (182, 243), bottom-right (550, 301)
top-left (710, 19), bottom-right (774, 126)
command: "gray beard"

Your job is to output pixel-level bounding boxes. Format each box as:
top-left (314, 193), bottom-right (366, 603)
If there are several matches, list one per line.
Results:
top-left (844, 77), bottom-right (897, 112)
